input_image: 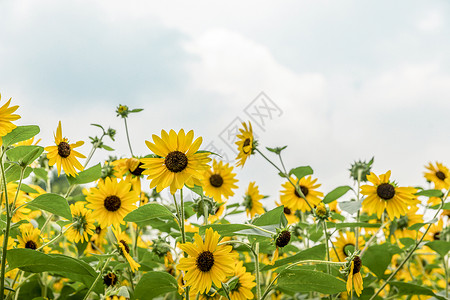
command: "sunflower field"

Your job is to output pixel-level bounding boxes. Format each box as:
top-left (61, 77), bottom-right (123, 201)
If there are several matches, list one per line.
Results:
top-left (0, 96), bottom-right (449, 300)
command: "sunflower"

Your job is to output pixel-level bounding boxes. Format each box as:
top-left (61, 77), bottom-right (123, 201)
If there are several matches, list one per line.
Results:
top-left (113, 227), bottom-right (141, 272)
top-left (347, 256), bottom-right (363, 297)
top-left (45, 121), bottom-right (85, 177)
top-left (1, 183), bottom-right (31, 223)
top-left (86, 177), bottom-right (138, 228)
top-left (85, 225), bottom-right (107, 254)
top-left (229, 261), bottom-right (256, 300)
top-left (112, 157), bottom-right (145, 193)
top-left (361, 171), bottom-right (417, 221)
top-left (201, 160), bottom-right (238, 202)
top-left (243, 182), bottom-right (265, 218)
top-left (276, 202), bottom-right (298, 224)
top-left (177, 227), bottom-right (235, 293)
top-left (105, 296), bottom-right (126, 300)
top-left (280, 176), bottom-right (323, 212)
top-left (17, 223), bottom-right (42, 250)
top-left (235, 121), bottom-right (256, 167)
top-left (65, 202), bottom-right (96, 243)
top-left (424, 162), bottom-right (450, 190)
top-left (426, 219), bottom-right (444, 241)
top-left (332, 232), bottom-right (364, 262)
top-left (0, 94), bottom-right (20, 146)
top-left (208, 203), bottom-right (225, 223)
top-left (141, 129), bottom-right (211, 194)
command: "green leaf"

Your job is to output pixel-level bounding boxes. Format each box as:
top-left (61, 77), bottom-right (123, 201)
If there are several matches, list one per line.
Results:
top-left (19, 183), bottom-right (38, 194)
top-left (129, 108), bottom-right (144, 113)
top-left (262, 244), bottom-right (325, 271)
top-left (388, 281), bottom-right (446, 300)
top-left (289, 166), bottom-right (313, 180)
top-left (90, 123), bottom-right (104, 130)
top-left (26, 193), bottom-right (72, 221)
top-left (67, 163), bottom-right (101, 185)
top-left (124, 203), bottom-right (174, 223)
top-left (408, 218), bottom-right (438, 231)
top-left (330, 212), bottom-right (345, 222)
top-left (415, 189), bottom-right (444, 198)
top-left (266, 146), bottom-right (287, 154)
top-left (362, 243), bottom-right (402, 278)
top-left (399, 238), bottom-right (415, 248)
top-left (133, 271), bottom-right (178, 300)
top-left (252, 206), bottom-right (286, 227)
top-left (200, 224), bottom-right (273, 238)
top-left (6, 145), bottom-right (44, 166)
top-left (425, 240), bottom-right (450, 257)
top-left (101, 144), bottom-right (114, 151)
top-left (2, 125), bottom-right (40, 148)
top-left (33, 168), bottom-right (48, 181)
top-left (7, 249), bottom-right (95, 276)
top-left (278, 269), bottom-right (346, 294)
top-left (186, 184), bottom-right (204, 196)
top-left (339, 199), bottom-right (362, 215)
top-left (5, 163), bottom-right (32, 183)
top-left (323, 186), bottom-right (352, 204)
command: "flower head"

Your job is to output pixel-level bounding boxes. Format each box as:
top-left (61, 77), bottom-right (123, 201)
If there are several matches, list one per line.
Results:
top-left (0, 94), bottom-right (21, 146)
top-left (141, 129), bottom-right (211, 194)
top-left (424, 162), bottom-right (450, 190)
top-left (177, 227), bottom-right (235, 293)
top-left (17, 223), bottom-right (42, 250)
top-left (65, 202), bottom-right (96, 243)
top-left (243, 182), bottom-right (265, 218)
top-left (201, 160), bottom-right (238, 202)
top-left (45, 121), bottom-right (85, 177)
top-left (346, 256), bottom-right (363, 296)
top-left (235, 122), bottom-right (256, 167)
top-left (280, 176), bottom-right (323, 212)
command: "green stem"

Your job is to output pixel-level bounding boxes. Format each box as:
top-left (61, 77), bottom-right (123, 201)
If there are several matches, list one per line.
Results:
top-left (245, 224), bottom-right (276, 236)
top-left (221, 283), bottom-right (232, 300)
top-left (10, 168), bottom-right (25, 214)
top-left (123, 118), bottom-right (134, 157)
top-left (355, 169), bottom-right (362, 251)
top-left (37, 223), bottom-right (74, 251)
top-left (359, 221), bottom-right (388, 257)
top-left (82, 256), bottom-right (112, 300)
top-left (323, 221), bottom-right (331, 275)
top-left (254, 242), bottom-right (261, 300)
top-left (369, 197), bottom-right (447, 300)
top-left (0, 150), bottom-right (11, 299)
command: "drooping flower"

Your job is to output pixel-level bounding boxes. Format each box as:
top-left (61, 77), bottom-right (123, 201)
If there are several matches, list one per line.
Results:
top-left (347, 256), bottom-right (363, 296)
top-left (235, 121), bottom-right (256, 167)
top-left (65, 202), bottom-right (96, 243)
top-left (201, 160), bottom-right (238, 202)
top-left (86, 177), bottom-right (138, 228)
top-left (113, 227), bottom-right (141, 272)
top-left (332, 232), bottom-right (364, 262)
top-left (141, 129), bottom-right (211, 194)
top-left (45, 121), bottom-right (85, 177)
top-left (177, 227), bottom-right (235, 293)
top-left (361, 171), bottom-right (417, 221)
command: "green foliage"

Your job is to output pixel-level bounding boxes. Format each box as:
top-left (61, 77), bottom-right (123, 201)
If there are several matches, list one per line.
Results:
top-left (289, 166), bottom-right (313, 180)
top-left (6, 145), bottom-right (44, 166)
top-left (323, 186), bottom-right (352, 204)
top-left (27, 193), bottom-right (72, 221)
top-left (1, 125), bottom-right (40, 147)
top-left (67, 163), bottom-right (102, 185)
top-left (425, 240), bottom-right (450, 257)
top-left (133, 271), bottom-right (178, 300)
top-left (388, 281), bottom-right (447, 300)
top-left (124, 203), bottom-right (175, 223)
top-left (277, 268), bottom-right (347, 294)
top-left (362, 243), bottom-right (403, 278)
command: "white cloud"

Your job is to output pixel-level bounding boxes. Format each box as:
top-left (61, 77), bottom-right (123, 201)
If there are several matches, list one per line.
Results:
top-left (417, 11), bottom-right (444, 33)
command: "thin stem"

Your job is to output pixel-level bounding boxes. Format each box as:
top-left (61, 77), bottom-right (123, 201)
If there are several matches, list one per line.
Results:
top-left (355, 169), bottom-right (362, 251)
top-left (323, 221), bottom-right (331, 275)
top-left (37, 223), bottom-right (74, 251)
top-left (10, 168), bottom-right (25, 214)
top-left (360, 222), bottom-right (388, 257)
top-left (221, 283), bottom-right (232, 300)
top-left (82, 256), bottom-right (113, 300)
top-left (369, 197), bottom-right (447, 300)
top-left (245, 223), bottom-right (276, 236)
top-left (0, 150), bottom-right (11, 298)
top-left (254, 242), bottom-right (261, 300)
top-left (123, 118), bottom-right (134, 157)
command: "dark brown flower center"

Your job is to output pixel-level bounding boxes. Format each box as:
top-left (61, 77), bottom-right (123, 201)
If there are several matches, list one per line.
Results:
top-left (104, 195), bottom-right (121, 212)
top-left (120, 240), bottom-right (130, 254)
top-left (352, 256), bottom-right (362, 274)
top-left (209, 174), bottom-right (224, 188)
top-left (165, 151), bottom-right (188, 173)
top-left (130, 162), bottom-right (145, 176)
top-left (343, 243), bottom-right (355, 257)
top-left (242, 138), bottom-right (251, 154)
top-left (95, 226), bottom-right (102, 234)
top-left (436, 171), bottom-right (446, 181)
top-left (284, 207), bottom-right (292, 215)
top-left (196, 250), bottom-right (215, 272)
top-left (433, 231), bottom-right (441, 241)
top-left (57, 142), bottom-right (71, 158)
top-left (103, 272), bottom-right (118, 287)
top-left (276, 230), bottom-right (291, 248)
top-left (294, 186), bottom-right (309, 198)
top-left (25, 240), bottom-right (37, 250)
top-left (377, 183), bottom-right (395, 200)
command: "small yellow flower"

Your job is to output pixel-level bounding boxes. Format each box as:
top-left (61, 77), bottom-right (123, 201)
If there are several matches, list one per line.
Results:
top-left (235, 121), bottom-right (255, 167)
top-left (201, 160), bottom-right (238, 202)
top-left (347, 256), bottom-right (363, 296)
top-left (243, 181), bottom-right (265, 218)
top-left (280, 176), bottom-right (323, 212)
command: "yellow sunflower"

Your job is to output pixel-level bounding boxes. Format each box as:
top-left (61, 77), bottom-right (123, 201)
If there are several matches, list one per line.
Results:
top-left (177, 227), bottom-right (235, 293)
top-left (1, 183), bottom-right (31, 223)
top-left (360, 171), bottom-right (417, 221)
top-left (0, 94), bottom-right (20, 146)
top-left (17, 223), bottom-right (42, 250)
top-left (235, 121), bottom-right (255, 167)
top-left (65, 202), bottom-right (96, 243)
top-left (280, 176), bottom-right (323, 212)
top-left (141, 129), bottom-right (211, 194)
top-left (105, 296), bottom-right (126, 300)
top-left (201, 160), bottom-right (238, 202)
top-left (113, 227), bottom-right (141, 272)
top-left (45, 121), bottom-right (85, 177)
top-left (208, 203), bottom-right (225, 223)
top-left (243, 182), bottom-right (265, 218)
top-left (347, 256), bottom-right (363, 297)
top-left (426, 219), bottom-right (444, 241)
top-left (229, 261), bottom-right (256, 300)
top-left (112, 157), bottom-right (145, 193)
top-left (332, 232), bottom-right (364, 262)
top-left (85, 225), bottom-right (107, 254)
top-left (86, 177), bottom-right (138, 228)
top-left (424, 162), bottom-right (450, 190)
top-left (276, 202), bottom-right (298, 224)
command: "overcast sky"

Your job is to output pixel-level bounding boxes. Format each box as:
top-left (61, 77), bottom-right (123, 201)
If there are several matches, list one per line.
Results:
top-left (1, 0), bottom-right (450, 209)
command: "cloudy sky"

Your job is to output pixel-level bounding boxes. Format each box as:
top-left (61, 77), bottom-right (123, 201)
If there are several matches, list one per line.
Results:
top-left (1, 0), bottom-right (449, 208)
